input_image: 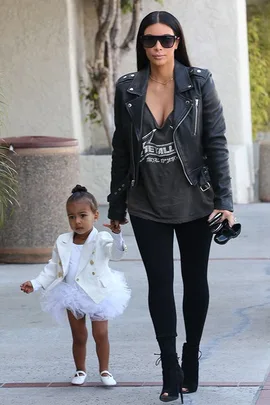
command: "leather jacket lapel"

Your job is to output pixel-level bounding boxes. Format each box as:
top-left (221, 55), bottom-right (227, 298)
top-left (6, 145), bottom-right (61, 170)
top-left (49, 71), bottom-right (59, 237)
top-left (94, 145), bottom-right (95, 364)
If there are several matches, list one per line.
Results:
top-left (173, 61), bottom-right (193, 128)
top-left (173, 93), bottom-right (193, 131)
top-left (125, 67), bottom-right (149, 141)
top-left (125, 96), bottom-right (145, 141)
top-left (174, 60), bottom-right (194, 93)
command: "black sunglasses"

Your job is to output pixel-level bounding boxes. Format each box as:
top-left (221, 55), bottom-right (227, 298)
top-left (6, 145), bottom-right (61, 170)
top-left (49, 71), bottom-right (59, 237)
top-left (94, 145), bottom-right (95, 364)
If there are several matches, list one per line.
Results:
top-left (209, 214), bottom-right (241, 245)
top-left (140, 35), bottom-right (179, 49)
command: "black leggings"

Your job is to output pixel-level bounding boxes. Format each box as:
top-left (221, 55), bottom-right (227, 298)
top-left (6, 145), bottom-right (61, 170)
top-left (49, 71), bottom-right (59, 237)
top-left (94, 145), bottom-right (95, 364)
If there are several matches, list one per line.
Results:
top-left (130, 215), bottom-right (213, 346)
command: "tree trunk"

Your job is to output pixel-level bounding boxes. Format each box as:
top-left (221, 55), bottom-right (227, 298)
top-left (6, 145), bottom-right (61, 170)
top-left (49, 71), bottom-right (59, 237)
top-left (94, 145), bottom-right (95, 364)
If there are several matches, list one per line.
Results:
top-left (98, 86), bottom-right (114, 147)
top-left (87, 0), bottom-right (142, 149)
top-left (111, 0), bottom-right (121, 85)
top-left (121, 0), bottom-right (141, 52)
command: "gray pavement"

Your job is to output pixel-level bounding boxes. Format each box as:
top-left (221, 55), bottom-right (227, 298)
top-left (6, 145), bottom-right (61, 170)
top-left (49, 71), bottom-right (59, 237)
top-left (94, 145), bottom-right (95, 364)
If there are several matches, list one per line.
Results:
top-left (1, 203), bottom-right (270, 405)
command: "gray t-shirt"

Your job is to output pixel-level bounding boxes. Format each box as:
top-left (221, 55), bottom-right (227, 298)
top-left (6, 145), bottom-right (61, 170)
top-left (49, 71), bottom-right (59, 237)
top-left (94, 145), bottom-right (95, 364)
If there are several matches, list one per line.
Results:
top-left (127, 104), bottom-right (214, 223)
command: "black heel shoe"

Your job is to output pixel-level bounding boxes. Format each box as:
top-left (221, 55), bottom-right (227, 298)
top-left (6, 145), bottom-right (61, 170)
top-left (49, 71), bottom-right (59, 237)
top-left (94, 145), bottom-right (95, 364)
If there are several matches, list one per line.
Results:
top-left (157, 354), bottom-right (184, 403)
top-left (181, 343), bottom-right (201, 394)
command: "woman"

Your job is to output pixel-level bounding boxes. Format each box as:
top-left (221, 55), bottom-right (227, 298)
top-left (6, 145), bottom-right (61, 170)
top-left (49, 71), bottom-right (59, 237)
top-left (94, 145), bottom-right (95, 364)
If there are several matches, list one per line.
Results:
top-left (107, 10), bottom-right (234, 403)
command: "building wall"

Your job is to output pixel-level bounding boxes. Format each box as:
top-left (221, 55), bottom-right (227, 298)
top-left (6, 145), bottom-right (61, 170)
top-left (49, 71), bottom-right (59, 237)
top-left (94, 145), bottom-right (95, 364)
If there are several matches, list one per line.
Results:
top-left (0, 0), bottom-right (72, 138)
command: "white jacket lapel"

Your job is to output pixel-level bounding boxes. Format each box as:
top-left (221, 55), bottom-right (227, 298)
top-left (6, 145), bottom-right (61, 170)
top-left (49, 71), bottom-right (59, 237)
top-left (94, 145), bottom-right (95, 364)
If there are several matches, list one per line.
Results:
top-left (77, 227), bottom-right (98, 275)
top-left (57, 232), bottom-right (73, 274)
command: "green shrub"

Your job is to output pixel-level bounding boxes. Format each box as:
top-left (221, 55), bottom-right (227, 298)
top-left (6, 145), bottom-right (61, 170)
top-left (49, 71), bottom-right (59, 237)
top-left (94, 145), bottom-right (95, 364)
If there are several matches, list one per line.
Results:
top-left (247, 3), bottom-right (270, 139)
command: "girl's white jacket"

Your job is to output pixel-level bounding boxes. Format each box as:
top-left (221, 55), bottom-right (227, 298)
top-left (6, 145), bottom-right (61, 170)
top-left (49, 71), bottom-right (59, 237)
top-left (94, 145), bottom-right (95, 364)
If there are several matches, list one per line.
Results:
top-left (32, 228), bottom-right (127, 304)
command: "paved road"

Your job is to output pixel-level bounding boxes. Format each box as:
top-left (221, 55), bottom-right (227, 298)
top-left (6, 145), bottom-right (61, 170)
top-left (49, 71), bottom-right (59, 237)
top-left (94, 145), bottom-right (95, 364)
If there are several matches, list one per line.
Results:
top-left (0, 203), bottom-right (270, 405)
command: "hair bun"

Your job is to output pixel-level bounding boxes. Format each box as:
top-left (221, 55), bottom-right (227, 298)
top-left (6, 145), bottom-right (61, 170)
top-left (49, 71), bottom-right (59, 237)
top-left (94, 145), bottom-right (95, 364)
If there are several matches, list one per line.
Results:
top-left (71, 184), bottom-right (88, 194)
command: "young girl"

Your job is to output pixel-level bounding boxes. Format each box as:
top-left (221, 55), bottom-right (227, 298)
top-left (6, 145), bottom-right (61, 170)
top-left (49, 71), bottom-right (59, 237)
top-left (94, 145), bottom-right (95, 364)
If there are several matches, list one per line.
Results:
top-left (20, 185), bottom-right (130, 386)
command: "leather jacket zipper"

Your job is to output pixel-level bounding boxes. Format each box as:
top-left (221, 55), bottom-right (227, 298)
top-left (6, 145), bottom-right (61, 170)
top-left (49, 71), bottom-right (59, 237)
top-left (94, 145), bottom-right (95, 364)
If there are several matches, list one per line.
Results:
top-left (173, 105), bottom-right (193, 185)
top-left (193, 98), bottom-right (199, 136)
top-left (130, 122), bottom-right (136, 187)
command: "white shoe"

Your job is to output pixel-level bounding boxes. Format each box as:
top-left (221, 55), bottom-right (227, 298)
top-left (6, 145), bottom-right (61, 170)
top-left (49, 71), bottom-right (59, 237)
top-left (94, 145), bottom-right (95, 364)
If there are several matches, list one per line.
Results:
top-left (100, 370), bottom-right (117, 386)
top-left (71, 370), bottom-right (87, 385)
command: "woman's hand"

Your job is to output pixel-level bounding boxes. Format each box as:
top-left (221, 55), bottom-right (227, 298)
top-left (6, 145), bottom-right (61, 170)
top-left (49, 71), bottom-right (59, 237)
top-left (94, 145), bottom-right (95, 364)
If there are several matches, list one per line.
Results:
top-left (103, 219), bottom-right (129, 234)
top-left (20, 281), bottom-right (34, 294)
top-left (208, 209), bottom-right (235, 227)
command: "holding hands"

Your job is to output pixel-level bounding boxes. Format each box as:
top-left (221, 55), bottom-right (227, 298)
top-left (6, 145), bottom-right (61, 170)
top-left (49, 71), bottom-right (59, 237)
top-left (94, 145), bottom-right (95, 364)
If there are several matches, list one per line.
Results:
top-left (103, 219), bottom-right (128, 234)
top-left (20, 281), bottom-right (34, 294)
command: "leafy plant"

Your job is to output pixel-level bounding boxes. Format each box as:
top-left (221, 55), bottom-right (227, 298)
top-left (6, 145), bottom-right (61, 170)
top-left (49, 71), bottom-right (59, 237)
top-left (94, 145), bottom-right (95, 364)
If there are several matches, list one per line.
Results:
top-left (79, 79), bottom-right (102, 126)
top-left (0, 86), bottom-right (18, 228)
top-left (0, 146), bottom-right (18, 227)
top-left (247, 3), bottom-right (270, 139)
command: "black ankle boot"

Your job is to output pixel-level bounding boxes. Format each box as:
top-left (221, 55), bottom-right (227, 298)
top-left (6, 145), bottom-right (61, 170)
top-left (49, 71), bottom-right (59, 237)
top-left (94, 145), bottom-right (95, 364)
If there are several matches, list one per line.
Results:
top-left (156, 353), bottom-right (184, 404)
top-left (159, 353), bottom-right (184, 403)
top-left (181, 343), bottom-right (200, 394)
top-left (156, 337), bottom-right (184, 403)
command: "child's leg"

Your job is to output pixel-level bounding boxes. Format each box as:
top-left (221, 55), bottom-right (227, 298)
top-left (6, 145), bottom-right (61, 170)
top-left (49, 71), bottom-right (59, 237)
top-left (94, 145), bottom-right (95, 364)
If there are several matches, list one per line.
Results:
top-left (67, 310), bottom-right (88, 372)
top-left (91, 320), bottom-right (109, 373)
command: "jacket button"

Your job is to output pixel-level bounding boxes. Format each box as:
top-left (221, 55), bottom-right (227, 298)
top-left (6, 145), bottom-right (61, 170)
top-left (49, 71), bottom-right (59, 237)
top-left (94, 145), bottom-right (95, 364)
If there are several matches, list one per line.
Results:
top-left (122, 184), bottom-right (125, 187)
top-left (90, 260), bottom-right (94, 265)
top-left (92, 271), bottom-right (95, 275)
top-left (128, 103), bottom-right (132, 107)
top-left (188, 85), bottom-right (192, 88)
top-left (129, 87), bottom-right (134, 91)
top-left (197, 69), bottom-right (201, 72)
top-left (118, 188), bottom-right (121, 191)
top-left (186, 100), bottom-right (190, 105)
top-left (123, 75), bottom-right (127, 78)
top-left (130, 74), bottom-right (135, 77)
top-left (76, 278), bottom-right (79, 281)
top-left (114, 192), bottom-right (117, 195)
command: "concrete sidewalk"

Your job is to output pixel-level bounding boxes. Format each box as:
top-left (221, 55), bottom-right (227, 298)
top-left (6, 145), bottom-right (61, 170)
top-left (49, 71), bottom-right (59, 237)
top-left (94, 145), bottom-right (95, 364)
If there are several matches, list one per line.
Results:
top-left (0, 203), bottom-right (270, 405)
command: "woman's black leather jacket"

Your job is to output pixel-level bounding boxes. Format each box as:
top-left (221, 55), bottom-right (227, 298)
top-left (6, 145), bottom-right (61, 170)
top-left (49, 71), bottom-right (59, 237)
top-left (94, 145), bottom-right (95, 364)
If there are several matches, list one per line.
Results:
top-left (108, 60), bottom-right (233, 221)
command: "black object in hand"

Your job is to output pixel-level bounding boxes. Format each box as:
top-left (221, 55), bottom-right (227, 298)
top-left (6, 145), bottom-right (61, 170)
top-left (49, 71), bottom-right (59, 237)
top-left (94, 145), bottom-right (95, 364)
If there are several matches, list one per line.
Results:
top-left (209, 213), bottom-right (241, 245)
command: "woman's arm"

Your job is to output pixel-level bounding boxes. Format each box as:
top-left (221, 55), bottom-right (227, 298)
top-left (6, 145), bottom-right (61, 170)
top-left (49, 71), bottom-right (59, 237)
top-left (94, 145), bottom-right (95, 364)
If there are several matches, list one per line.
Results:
top-left (108, 83), bottom-right (131, 221)
top-left (201, 73), bottom-right (233, 212)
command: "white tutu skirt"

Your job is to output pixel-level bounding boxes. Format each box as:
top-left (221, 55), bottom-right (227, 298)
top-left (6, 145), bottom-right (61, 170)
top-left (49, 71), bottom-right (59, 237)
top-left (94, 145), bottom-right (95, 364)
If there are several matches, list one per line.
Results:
top-left (40, 270), bottom-right (131, 324)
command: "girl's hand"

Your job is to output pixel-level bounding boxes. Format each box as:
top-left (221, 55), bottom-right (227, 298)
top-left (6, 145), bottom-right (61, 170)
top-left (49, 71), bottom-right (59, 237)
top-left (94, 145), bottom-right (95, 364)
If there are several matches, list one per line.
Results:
top-left (20, 281), bottom-right (34, 294)
top-left (208, 209), bottom-right (235, 227)
top-left (103, 219), bottom-right (128, 234)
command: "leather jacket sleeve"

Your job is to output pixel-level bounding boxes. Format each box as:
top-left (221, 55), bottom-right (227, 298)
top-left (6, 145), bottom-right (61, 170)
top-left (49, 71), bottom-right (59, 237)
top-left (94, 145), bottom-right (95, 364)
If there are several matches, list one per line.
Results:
top-left (201, 73), bottom-right (233, 211)
top-left (108, 84), bottom-right (130, 221)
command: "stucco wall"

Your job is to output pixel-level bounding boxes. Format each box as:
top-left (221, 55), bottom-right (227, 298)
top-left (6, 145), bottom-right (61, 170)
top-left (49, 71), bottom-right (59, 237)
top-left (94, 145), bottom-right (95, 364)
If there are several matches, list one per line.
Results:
top-left (0, 0), bottom-right (72, 138)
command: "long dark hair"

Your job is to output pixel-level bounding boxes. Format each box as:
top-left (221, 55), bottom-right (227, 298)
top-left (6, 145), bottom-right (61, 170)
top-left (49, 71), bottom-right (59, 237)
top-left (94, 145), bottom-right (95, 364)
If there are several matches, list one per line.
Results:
top-left (136, 11), bottom-right (191, 71)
